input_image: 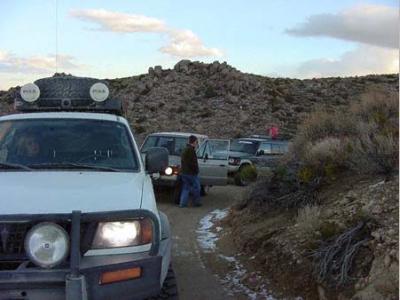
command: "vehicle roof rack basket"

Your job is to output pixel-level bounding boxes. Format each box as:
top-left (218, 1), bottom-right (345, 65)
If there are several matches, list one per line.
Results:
top-left (15, 75), bottom-right (124, 116)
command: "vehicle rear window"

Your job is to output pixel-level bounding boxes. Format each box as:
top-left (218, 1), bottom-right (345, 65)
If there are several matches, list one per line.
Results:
top-left (230, 140), bottom-right (259, 154)
top-left (141, 135), bottom-right (189, 156)
top-left (261, 142), bottom-right (288, 154)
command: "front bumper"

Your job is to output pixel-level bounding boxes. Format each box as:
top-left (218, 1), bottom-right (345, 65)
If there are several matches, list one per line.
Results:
top-left (228, 164), bottom-right (240, 174)
top-left (0, 253), bottom-right (162, 300)
top-left (152, 174), bottom-right (178, 187)
top-left (0, 210), bottom-right (165, 300)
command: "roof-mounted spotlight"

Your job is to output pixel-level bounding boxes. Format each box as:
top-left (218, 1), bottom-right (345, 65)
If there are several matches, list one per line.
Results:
top-left (90, 82), bottom-right (109, 102)
top-left (20, 83), bottom-right (40, 103)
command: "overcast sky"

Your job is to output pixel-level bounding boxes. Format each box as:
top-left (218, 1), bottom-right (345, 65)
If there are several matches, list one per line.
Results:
top-left (0, 0), bottom-right (398, 90)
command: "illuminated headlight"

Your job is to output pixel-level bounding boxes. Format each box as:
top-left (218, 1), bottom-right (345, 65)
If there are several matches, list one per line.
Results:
top-left (228, 158), bottom-right (241, 165)
top-left (164, 167), bottom-right (173, 176)
top-left (24, 223), bottom-right (69, 269)
top-left (92, 220), bottom-right (152, 249)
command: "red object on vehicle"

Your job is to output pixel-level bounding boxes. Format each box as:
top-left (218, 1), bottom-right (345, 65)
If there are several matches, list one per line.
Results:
top-left (269, 125), bottom-right (279, 139)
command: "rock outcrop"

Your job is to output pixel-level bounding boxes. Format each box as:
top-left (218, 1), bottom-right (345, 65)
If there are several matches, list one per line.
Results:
top-left (1, 60), bottom-right (398, 143)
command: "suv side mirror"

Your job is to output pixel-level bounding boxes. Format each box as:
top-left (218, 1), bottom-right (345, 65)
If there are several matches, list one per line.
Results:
top-left (145, 147), bottom-right (169, 174)
top-left (256, 149), bottom-right (264, 156)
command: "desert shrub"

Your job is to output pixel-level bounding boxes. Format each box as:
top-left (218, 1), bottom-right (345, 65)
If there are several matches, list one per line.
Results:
top-left (346, 91), bottom-right (399, 174)
top-left (347, 123), bottom-right (399, 174)
top-left (319, 221), bottom-right (340, 240)
top-left (133, 124), bottom-right (146, 134)
top-left (291, 90), bottom-right (398, 184)
top-left (136, 116), bottom-right (147, 123)
top-left (176, 105), bottom-right (186, 113)
top-left (296, 205), bottom-right (322, 238)
top-left (238, 164), bottom-right (258, 182)
top-left (198, 109), bottom-right (213, 118)
top-left (351, 90), bottom-right (398, 127)
top-left (204, 85), bottom-right (218, 98)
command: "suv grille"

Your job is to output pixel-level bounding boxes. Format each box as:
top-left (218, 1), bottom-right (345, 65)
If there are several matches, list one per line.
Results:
top-left (0, 223), bottom-right (30, 255)
top-left (0, 222), bottom-right (94, 258)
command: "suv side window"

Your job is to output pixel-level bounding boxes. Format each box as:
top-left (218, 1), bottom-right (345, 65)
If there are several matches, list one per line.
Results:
top-left (197, 140), bottom-right (207, 158)
top-left (174, 137), bottom-right (188, 156)
top-left (259, 142), bottom-right (272, 154)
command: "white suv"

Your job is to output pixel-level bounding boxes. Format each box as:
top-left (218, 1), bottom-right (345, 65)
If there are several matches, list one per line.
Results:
top-left (141, 132), bottom-right (231, 200)
top-left (0, 76), bottom-right (176, 300)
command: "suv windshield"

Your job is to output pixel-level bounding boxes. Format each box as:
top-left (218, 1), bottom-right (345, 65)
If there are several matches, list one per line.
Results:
top-left (230, 139), bottom-right (259, 155)
top-left (0, 119), bottom-right (138, 172)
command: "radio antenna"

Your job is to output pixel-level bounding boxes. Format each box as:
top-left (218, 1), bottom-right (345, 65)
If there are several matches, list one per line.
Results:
top-left (55, 0), bottom-right (58, 74)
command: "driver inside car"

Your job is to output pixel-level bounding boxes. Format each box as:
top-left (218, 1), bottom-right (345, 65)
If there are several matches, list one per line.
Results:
top-left (13, 133), bottom-right (43, 165)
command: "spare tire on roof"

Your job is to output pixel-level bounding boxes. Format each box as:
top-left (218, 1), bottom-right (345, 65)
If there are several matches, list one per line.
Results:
top-left (34, 75), bottom-right (103, 100)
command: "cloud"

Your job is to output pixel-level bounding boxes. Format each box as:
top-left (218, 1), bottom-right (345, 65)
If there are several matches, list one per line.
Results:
top-left (0, 51), bottom-right (84, 73)
top-left (70, 9), bottom-right (167, 33)
top-left (160, 29), bottom-right (223, 58)
top-left (295, 45), bottom-right (399, 78)
top-left (286, 4), bottom-right (399, 48)
top-left (70, 9), bottom-right (223, 58)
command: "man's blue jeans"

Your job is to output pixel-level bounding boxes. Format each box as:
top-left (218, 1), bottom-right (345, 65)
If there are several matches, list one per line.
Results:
top-left (179, 174), bottom-right (201, 207)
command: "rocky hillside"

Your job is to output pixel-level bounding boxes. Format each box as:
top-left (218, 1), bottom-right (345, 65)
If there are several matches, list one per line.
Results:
top-left (228, 174), bottom-right (399, 299)
top-left (0, 60), bottom-right (398, 142)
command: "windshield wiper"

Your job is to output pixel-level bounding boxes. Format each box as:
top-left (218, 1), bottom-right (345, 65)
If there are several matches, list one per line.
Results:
top-left (0, 162), bottom-right (32, 171)
top-left (28, 163), bottom-right (122, 172)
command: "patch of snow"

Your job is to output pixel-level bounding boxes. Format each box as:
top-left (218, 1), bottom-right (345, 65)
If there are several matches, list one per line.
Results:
top-left (196, 208), bottom-right (228, 252)
top-left (196, 208), bottom-right (302, 300)
top-left (219, 254), bottom-right (236, 263)
top-left (219, 255), bottom-right (275, 300)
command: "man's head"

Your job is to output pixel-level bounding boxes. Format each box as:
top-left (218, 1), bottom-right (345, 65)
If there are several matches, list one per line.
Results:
top-left (17, 134), bottom-right (40, 157)
top-left (188, 135), bottom-right (198, 147)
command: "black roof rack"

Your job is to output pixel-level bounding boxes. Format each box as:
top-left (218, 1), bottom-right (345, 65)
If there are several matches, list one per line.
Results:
top-left (15, 75), bottom-right (124, 116)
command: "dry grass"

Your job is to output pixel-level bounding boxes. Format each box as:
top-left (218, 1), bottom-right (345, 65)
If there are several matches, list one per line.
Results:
top-left (291, 89), bottom-right (398, 182)
top-left (296, 205), bottom-right (322, 238)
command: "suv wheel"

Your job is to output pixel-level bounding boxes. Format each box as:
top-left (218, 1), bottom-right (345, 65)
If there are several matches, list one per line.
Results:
top-left (148, 266), bottom-right (179, 300)
top-left (200, 185), bottom-right (209, 196)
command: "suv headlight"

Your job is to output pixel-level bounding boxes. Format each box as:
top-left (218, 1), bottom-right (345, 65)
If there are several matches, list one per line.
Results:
top-left (25, 222), bottom-right (69, 269)
top-left (92, 219), bottom-right (153, 249)
top-left (228, 158), bottom-right (241, 165)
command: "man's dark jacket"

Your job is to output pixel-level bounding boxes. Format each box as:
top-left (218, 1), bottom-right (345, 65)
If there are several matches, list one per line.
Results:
top-left (181, 144), bottom-right (199, 175)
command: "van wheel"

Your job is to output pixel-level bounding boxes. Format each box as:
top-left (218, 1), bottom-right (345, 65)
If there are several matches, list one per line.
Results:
top-left (148, 266), bottom-right (179, 300)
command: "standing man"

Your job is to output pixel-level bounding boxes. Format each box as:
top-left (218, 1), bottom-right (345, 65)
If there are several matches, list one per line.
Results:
top-left (179, 135), bottom-right (201, 207)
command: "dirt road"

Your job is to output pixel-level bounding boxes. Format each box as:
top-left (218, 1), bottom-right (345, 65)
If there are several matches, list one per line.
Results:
top-left (157, 185), bottom-right (245, 300)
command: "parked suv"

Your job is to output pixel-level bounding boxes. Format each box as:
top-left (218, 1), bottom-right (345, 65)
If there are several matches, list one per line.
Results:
top-left (228, 136), bottom-right (289, 185)
top-left (141, 132), bottom-right (208, 187)
top-left (141, 132), bottom-right (230, 200)
top-left (0, 76), bottom-right (177, 300)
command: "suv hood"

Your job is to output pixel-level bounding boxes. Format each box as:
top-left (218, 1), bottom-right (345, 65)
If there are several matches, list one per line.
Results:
top-left (0, 172), bottom-right (144, 215)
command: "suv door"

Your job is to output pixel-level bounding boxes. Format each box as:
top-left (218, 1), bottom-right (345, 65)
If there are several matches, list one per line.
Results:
top-left (197, 139), bottom-right (229, 186)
